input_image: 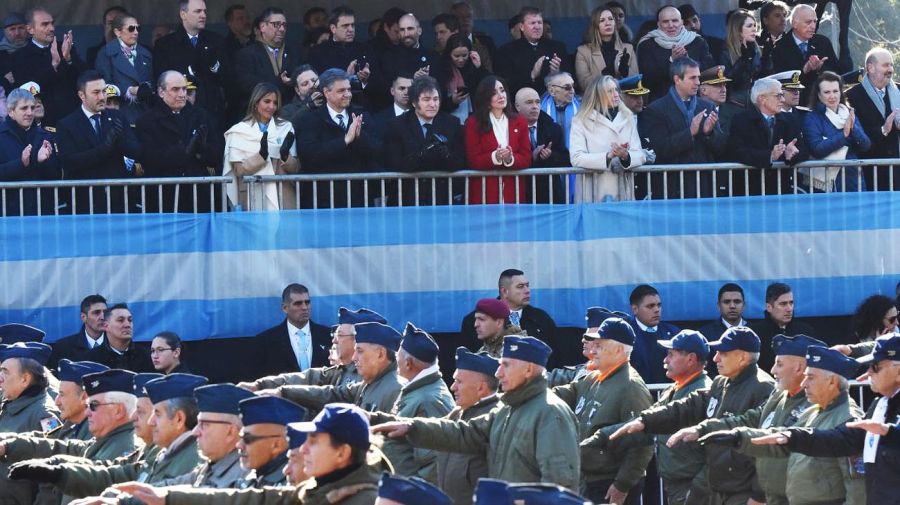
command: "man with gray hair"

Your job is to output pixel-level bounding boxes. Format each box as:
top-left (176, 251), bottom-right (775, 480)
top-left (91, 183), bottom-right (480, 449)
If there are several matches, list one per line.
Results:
top-left (770, 4), bottom-right (838, 103)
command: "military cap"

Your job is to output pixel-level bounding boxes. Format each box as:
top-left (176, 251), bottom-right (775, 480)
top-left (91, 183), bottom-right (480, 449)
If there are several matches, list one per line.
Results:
top-left (658, 329), bottom-right (710, 359)
top-left (133, 373), bottom-right (163, 398)
top-left (338, 307), bottom-right (387, 325)
top-left (3, 12), bottom-right (25, 28)
top-left (585, 307), bottom-right (616, 329)
top-left (708, 326), bottom-right (760, 353)
top-left (772, 334), bottom-right (826, 357)
top-left (840, 68), bottom-right (864, 88)
top-left (857, 335), bottom-right (900, 364)
top-left (766, 70), bottom-right (805, 89)
top-left (354, 322), bottom-right (402, 351)
top-left (239, 395), bottom-right (306, 426)
top-left (377, 473), bottom-right (453, 505)
top-left (18, 82), bottom-right (41, 97)
top-left (805, 346), bottom-right (861, 379)
top-left (455, 347), bottom-right (499, 377)
top-left (475, 478), bottom-right (511, 504)
top-left (104, 84), bottom-right (121, 98)
top-left (700, 65), bottom-right (732, 85)
top-left (0, 341), bottom-right (52, 365)
top-left (286, 423), bottom-right (308, 449)
top-left (584, 317), bottom-right (635, 346)
top-left (0, 323), bottom-right (45, 344)
top-left (194, 383), bottom-right (254, 415)
top-left (57, 359), bottom-right (108, 383)
top-left (502, 335), bottom-right (551, 367)
top-left (83, 369), bottom-right (136, 396)
top-left (401, 322), bottom-right (439, 363)
top-left (291, 403), bottom-right (370, 449)
top-left (475, 298), bottom-right (510, 320)
top-left (508, 483), bottom-right (593, 504)
top-left (144, 373), bottom-right (208, 404)
top-left (185, 80), bottom-right (197, 91)
top-left (618, 74), bottom-right (650, 96)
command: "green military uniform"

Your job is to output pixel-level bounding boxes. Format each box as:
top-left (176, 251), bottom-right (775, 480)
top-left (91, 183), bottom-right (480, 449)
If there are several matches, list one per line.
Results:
top-left (380, 371), bottom-right (454, 482)
top-left (553, 363), bottom-right (653, 494)
top-left (847, 341), bottom-right (876, 359)
top-left (159, 449), bottom-right (247, 488)
top-left (252, 363), bottom-right (361, 390)
top-left (435, 394), bottom-right (499, 505)
top-left (638, 364), bottom-right (775, 505)
top-left (547, 364), bottom-right (588, 387)
top-left (403, 375), bottom-right (580, 490)
top-left (161, 461), bottom-right (380, 505)
top-left (239, 452), bottom-right (288, 489)
top-left (54, 433), bottom-right (199, 499)
top-left (279, 362), bottom-right (403, 413)
top-left (736, 392), bottom-right (867, 505)
top-left (19, 419), bottom-right (90, 505)
top-left (696, 389), bottom-right (811, 505)
top-left (478, 336), bottom-right (503, 359)
top-left (0, 389), bottom-right (60, 505)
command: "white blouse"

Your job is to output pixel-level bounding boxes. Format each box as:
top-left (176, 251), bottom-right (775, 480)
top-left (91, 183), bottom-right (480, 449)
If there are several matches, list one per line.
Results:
top-left (489, 112), bottom-right (514, 167)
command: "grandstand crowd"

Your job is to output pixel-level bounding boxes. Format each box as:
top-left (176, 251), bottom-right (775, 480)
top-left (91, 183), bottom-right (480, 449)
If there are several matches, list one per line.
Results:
top-left (0, 1), bottom-right (896, 213)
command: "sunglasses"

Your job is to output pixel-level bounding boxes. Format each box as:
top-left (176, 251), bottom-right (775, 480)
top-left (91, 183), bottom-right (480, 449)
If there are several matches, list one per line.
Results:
top-left (87, 401), bottom-right (117, 411)
top-left (125, 25), bottom-right (140, 33)
top-left (551, 84), bottom-right (575, 92)
top-left (241, 432), bottom-right (282, 445)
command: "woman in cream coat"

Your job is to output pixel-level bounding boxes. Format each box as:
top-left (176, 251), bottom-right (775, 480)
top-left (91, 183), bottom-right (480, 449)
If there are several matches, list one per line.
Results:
top-left (223, 82), bottom-right (298, 210)
top-left (574, 6), bottom-right (638, 93)
top-left (570, 75), bottom-right (647, 202)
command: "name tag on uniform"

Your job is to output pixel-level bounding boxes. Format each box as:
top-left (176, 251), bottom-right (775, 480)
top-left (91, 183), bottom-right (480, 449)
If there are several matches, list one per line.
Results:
top-left (761, 412), bottom-right (776, 429)
top-left (706, 397), bottom-right (719, 418)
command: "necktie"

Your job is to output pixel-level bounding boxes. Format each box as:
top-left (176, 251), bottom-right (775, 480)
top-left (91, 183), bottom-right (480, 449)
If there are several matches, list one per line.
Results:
top-left (883, 90), bottom-right (892, 117)
top-left (645, 326), bottom-right (657, 333)
top-left (529, 125), bottom-right (537, 149)
top-left (91, 114), bottom-right (101, 139)
top-left (799, 41), bottom-right (808, 58)
top-left (123, 45), bottom-right (134, 65)
top-left (423, 122), bottom-right (433, 141)
top-left (190, 35), bottom-right (198, 47)
top-left (766, 116), bottom-right (776, 143)
top-left (509, 311), bottom-right (521, 327)
top-left (336, 113), bottom-right (346, 130)
top-left (296, 329), bottom-right (310, 370)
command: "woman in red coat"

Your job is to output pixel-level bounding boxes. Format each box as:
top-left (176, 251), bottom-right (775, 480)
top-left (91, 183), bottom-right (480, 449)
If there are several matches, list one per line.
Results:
top-left (464, 75), bottom-right (532, 204)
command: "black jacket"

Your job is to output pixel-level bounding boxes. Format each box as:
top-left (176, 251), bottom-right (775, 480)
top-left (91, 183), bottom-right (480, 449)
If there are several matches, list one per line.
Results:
top-left (11, 41), bottom-right (82, 127)
top-left (234, 41), bottom-right (301, 100)
top-left (494, 37), bottom-right (571, 96)
top-left (459, 303), bottom-right (559, 368)
top-left (307, 40), bottom-right (371, 75)
top-left (726, 107), bottom-right (809, 195)
top-left (770, 31), bottom-right (839, 104)
top-left (0, 117), bottom-right (60, 215)
top-left (749, 315), bottom-right (817, 373)
top-left (256, 318), bottom-right (332, 377)
top-left (529, 111), bottom-right (568, 203)
top-left (85, 339), bottom-right (154, 373)
top-left (846, 83), bottom-right (900, 190)
top-left (153, 27), bottom-right (230, 119)
top-left (48, 328), bottom-right (104, 370)
top-left (373, 44), bottom-right (439, 106)
top-left (636, 36), bottom-right (714, 103)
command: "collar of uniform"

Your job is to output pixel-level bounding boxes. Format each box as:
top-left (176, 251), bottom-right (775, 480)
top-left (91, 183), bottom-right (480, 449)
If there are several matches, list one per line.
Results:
top-left (2, 388), bottom-right (48, 415)
top-left (500, 374), bottom-right (548, 407)
top-left (407, 363), bottom-right (440, 386)
top-left (815, 389), bottom-right (849, 413)
top-left (367, 360), bottom-right (399, 386)
top-left (673, 370), bottom-right (705, 391)
top-left (634, 318), bottom-right (657, 333)
top-left (721, 318), bottom-right (747, 329)
top-left (158, 430), bottom-right (194, 460)
top-left (594, 360), bottom-right (628, 384)
top-left (472, 392), bottom-right (499, 409)
top-left (209, 448), bottom-right (242, 476)
top-left (728, 362), bottom-right (760, 386)
top-left (255, 450), bottom-right (288, 483)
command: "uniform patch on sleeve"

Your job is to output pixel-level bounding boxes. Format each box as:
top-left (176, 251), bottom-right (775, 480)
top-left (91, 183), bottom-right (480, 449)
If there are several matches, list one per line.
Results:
top-left (40, 417), bottom-right (61, 433)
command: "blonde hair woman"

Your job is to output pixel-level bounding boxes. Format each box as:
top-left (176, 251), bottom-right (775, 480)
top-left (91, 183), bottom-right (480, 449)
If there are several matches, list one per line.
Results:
top-left (570, 75), bottom-right (647, 201)
top-left (574, 7), bottom-right (638, 92)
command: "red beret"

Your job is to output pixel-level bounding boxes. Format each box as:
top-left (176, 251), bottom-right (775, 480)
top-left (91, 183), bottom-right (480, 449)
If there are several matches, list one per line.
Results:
top-left (475, 299), bottom-right (510, 320)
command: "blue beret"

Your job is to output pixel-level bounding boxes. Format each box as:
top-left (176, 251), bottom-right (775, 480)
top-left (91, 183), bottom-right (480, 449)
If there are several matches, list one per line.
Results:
top-left (502, 336), bottom-right (552, 367)
top-left (0, 342), bottom-right (52, 365)
top-left (354, 322), bottom-right (402, 351)
top-left (508, 483), bottom-right (591, 504)
top-left (858, 336), bottom-right (900, 364)
top-left (658, 330), bottom-right (710, 359)
top-left (133, 373), bottom-right (163, 398)
top-left (338, 307), bottom-right (387, 325)
top-left (58, 360), bottom-right (108, 383)
top-left (584, 317), bottom-right (635, 346)
top-left (377, 473), bottom-right (452, 505)
top-left (286, 423), bottom-right (308, 450)
top-left (619, 74), bottom-right (650, 96)
top-left (709, 326), bottom-right (760, 353)
top-left (474, 478), bottom-right (510, 504)
top-left (772, 334), bottom-right (827, 357)
top-left (585, 307), bottom-right (616, 329)
top-left (194, 383), bottom-right (254, 415)
top-left (0, 323), bottom-right (45, 344)
top-left (83, 369), bottom-right (136, 396)
top-left (455, 347), bottom-right (499, 377)
top-left (401, 322), bottom-right (439, 363)
top-left (239, 395), bottom-right (306, 426)
top-left (291, 403), bottom-right (370, 449)
top-left (144, 373), bottom-right (208, 404)
top-left (806, 346), bottom-right (861, 379)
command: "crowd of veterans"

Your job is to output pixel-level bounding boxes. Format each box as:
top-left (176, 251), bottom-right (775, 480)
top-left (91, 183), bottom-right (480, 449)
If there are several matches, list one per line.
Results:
top-left (1, 267), bottom-right (900, 504)
top-left (0, 1), bottom-right (893, 213)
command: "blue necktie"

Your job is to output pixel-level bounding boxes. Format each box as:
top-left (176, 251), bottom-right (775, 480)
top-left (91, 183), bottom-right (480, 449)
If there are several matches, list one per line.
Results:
top-left (91, 114), bottom-right (101, 139)
top-left (509, 311), bottom-right (521, 327)
top-left (767, 116), bottom-right (775, 130)
top-left (799, 41), bottom-right (808, 57)
top-left (190, 35), bottom-right (198, 47)
top-left (529, 125), bottom-right (537, 149)
top-left (296, 329), bottom-right (310, 370)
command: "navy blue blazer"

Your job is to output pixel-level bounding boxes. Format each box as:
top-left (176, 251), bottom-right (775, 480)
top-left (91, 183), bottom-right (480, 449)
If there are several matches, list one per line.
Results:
top-left (0, 117), bottom-right (61, 215)
top-left (95, 39), bottom-right (153, 92)
top-left (628, 317), bottom-right (680, 385)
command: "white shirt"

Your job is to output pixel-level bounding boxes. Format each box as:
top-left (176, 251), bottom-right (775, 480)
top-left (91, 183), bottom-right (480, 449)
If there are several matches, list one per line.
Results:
top-left (82, 105), bottom-right (100, 122)
top-left (793, 33), bottom-right (810, 49)
top-left (286, 320), bottom-right (312, 370)
top-left (85, 330), bottom-right (105, 349)
top-left (32, 39), bottom-right (49, 49)
top-left (407, 363), bottom-right (440, 387)
top-left (393, 103), bottom-right (408, 117)
top-left (722, 318), bottom-right (747, 329)
top-left (489, 113), bottom-right (514, 166)
top-left (635, 319), bottom-right (658, 333)
top-left (327, 104), bottom-right (348, 127)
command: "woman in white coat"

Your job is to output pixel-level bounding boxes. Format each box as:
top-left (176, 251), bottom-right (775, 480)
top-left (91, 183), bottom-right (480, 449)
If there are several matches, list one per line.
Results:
top-left (223, 82), bottom-right (298, 210)
top-left (569, 74), bottom-right (647, 202)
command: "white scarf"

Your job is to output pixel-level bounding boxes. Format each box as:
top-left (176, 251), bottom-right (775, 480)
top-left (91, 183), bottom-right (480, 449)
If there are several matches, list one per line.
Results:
top-left (638, 27), bottom-right (698, 50)
top-left (222, 119), bottom-right (295, 210)
top-left (801, 104), bottom-right (850, 191)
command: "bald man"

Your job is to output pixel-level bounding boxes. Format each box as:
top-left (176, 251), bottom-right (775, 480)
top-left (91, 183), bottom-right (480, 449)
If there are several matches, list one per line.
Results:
top-left (376, 13), bottom-right (438, 108)
top-left (514, 87), bottom-right (567, 202)
top-left (770, 4), bottom-right (838, 103)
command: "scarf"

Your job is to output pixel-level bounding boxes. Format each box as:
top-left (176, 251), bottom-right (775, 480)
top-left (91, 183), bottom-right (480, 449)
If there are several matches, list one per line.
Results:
top-left (638, 26), bottom-right (698, 50)
top-left (540, 94), bottom-right (580, 149)
top-left (801, 103), bottom-right (850, 191)
top-left (223, 119), bottom-right (294, 210)
top-left (669, 86), bottom-right (697, 126)
top-left (862, 75), bottom-right (900, 123)
top-left (0, 36), bottom-right (26, 53)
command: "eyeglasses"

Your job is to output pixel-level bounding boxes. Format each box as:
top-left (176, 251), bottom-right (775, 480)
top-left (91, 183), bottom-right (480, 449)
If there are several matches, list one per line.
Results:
top-left (768, 92), bottom-right (786, 99)
top-left (551, 84), bottom-right (575, 92)
top-left (266, 21), bottom-right (287, 29)
top-left (150, 347), bottom-right (174, 355)
top-left (241, 432), bottom-right (283, 445)
top-left (125, 25), bottom-right (140, 33)
top-left (87, 401), bottom-right (117, 411)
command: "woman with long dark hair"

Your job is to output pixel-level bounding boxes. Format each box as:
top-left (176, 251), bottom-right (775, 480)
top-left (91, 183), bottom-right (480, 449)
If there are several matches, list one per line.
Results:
top-left (435, 33), bottom-right (488, 124)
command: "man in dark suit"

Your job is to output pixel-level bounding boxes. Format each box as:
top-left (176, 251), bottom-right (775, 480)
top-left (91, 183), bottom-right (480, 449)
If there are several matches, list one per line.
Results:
top-left (11, 8), bottom-right (82, 127)
top-left (770, 4), bottom-right (838, 104)
top-left (383, 75), bottom-right (464, 205)
top-left (134, 70), bottom-right (223, 212)
top-left (749, 282), bottom-right (816, 373)
top-left (680, 4), bottom-right (724, 65)
top-left (222, 4), bottom-right (254, 123)
top-left (637, 6), bottom-right (714, 104)
top-left (234, 7), bottom-right (300, 107)
top-left (153, 0), bottom-right (230, 122)
top-left (727, 76), bottom-right (809, 195)
top-left (451, 1), bottom-right (496, 72)
top-left (627, 284), bottom-right (680, 385)
top-left (307, 6), bottom-right (373, 106)
top-left (56, 70), bottom-right (141, 214)
top-left (515, 86), bottom-right (568, 203)
top-left (373, 14), bottom-right (439, 111)
top-left (372, 74), bottom-right (412, 142)
top-left (85, 303), bottom-right (154, 373)
top-left (847, 48), bottom-right (900, 190)
top-left (297, 68), bottom-right (381, 208)
top-left (698, 283), bottom-right (749, 377)
top-left (256, 284), bottom-right (331, 377)
top-left (639, 57), bottom-right (726, 198)
top-left (48, 294), bottom-right (108, 370)
top-left (494, 7), bottom-right (570, 97)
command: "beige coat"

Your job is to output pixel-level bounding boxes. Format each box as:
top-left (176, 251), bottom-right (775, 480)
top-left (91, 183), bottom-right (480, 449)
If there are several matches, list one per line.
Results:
top-left (574, 41), bottom-right (638, 92)
top-left (223, 119), bottom-right (299, 210)
top-left (569, 108), bottom-right (646, 202)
